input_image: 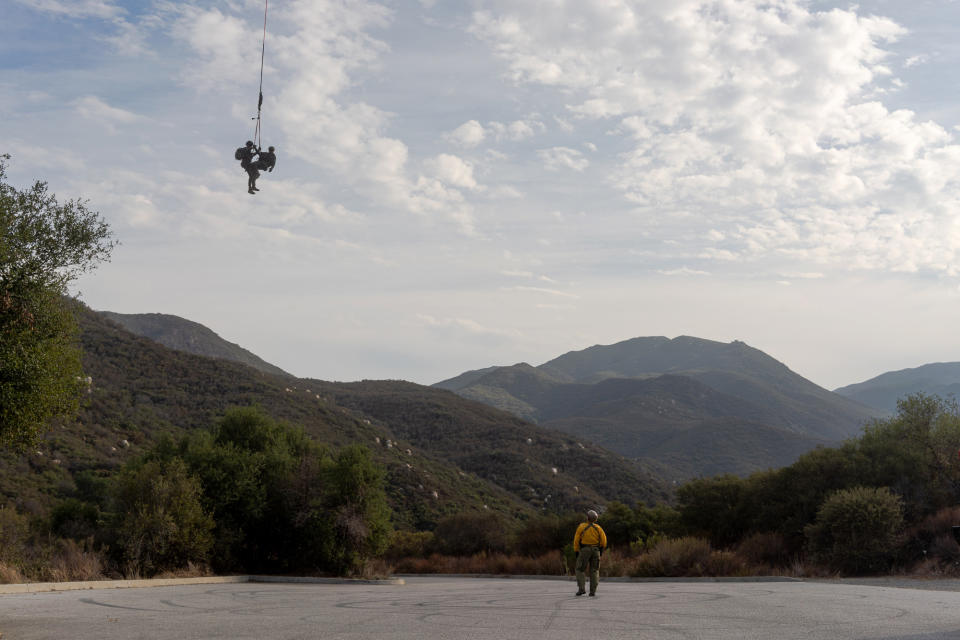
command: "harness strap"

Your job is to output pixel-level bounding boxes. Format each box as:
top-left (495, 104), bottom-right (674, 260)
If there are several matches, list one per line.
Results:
top-left (577, 522), bottom-right (598, 547)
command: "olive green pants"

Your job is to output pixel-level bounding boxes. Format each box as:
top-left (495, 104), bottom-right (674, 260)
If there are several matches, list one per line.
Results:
top-left (576, 546), bottom-right (601, 594)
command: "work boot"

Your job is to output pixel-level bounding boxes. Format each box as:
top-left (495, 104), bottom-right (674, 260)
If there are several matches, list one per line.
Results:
top-left (589, 593), bottom-right (596, 597)
top-left (575, 590), bottom-right (586, 596)
top-left (248, 189), bottom-right (255, 194)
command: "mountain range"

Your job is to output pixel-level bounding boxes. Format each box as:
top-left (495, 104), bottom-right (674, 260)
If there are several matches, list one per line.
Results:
top-left (60, 308), bottom-right (960, 490)
top-left (1, 307), bottom-right (667, 530)
top-left (834, 362), bottom-right (960, 414)
top-left (435, 336), bottom-right (881, 479)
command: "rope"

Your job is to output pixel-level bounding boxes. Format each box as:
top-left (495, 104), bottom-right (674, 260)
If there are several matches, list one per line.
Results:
top-left (252, 0), bottom-right (268, 148)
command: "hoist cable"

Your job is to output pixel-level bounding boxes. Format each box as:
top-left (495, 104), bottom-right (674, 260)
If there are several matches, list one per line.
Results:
top-left (252, 0), bottom-right (268, 148)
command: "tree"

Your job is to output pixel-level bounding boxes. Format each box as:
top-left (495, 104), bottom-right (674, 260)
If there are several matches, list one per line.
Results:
top-left (324, 445), bottom-right (392, 574)
top-left (675, 474), bottom-right (749, 547)
top-left (107, 458), bottom-right (214, 577)
top-left (0, 155), bottom-right (115, 450)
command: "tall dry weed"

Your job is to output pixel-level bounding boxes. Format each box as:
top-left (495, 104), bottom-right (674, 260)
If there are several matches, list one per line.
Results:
top-left (736, 532), bottom-right (790, 568)
top-left (631, 537), bottom-right (713, 577)
top-left (46, 539), bottom-right (105, 582)
top-left (0, 562), bottom-right (23, 584)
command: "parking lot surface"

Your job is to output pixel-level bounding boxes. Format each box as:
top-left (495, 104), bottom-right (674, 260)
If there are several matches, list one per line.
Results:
top-left (2, 576), bottom-right (960, 639)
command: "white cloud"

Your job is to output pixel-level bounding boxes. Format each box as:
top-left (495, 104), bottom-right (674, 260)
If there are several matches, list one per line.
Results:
top-left (73, 95), bottom-right (142, 124)
top-left (428, 154), bottom-right (479, 190)
top-left (657, 267), bottom-right (712, 276)
top-left (418, 314), bottom-right (521, 339)
top-left (447, 120), bottom-right (486, 147)
top-left (14, 0), bottom-right (122, 19)
top-left (904, 55), bottom-right (928, 68)
top-left (538, 146), bottom-right (589, 172)
top-left (447, 118), bottom-right (544, 147)
top-left (503, 285), bottom-right (580, 299)
top-left (472, 1), bottom-right (960, 277)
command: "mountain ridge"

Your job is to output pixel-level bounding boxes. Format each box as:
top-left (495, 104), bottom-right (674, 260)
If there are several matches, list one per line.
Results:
top-left (835, 361), bottom-right (960, 414)
top-left (435, 335), bottom-right (879, 478)
top-left (99, 311), bottom-right (291, 378)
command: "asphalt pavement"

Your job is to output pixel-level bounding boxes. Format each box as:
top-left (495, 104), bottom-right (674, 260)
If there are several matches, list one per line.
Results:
top-left (2, 575), bottom-right (960, 639)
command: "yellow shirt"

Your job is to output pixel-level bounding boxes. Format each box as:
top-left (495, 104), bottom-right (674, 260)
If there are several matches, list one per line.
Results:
top-left (573, 521), bottom-right (607, 551)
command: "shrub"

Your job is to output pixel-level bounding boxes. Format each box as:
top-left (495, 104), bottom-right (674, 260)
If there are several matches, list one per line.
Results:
top-left (676, 475), bottom-right (748, 547)
top-left (736, 532), bottom-right (790, 568)
top-left (49, 499), bottom-right (100, 541)
top-left (46, 538), bottom-right (104, 582)
top-left (433, 512), bottom-right (509, 556)
top-left (510, 512), bottom-right (581, 556)
top-left (631, 537), bottom-right (713, 577)
top-left (898, 505), bottom-right (960, 569)
top-left (108, 458), bottom-right (214, 577)
top-left (390, 551), bottom-right (565, 575)
top-left (385, 530), bottom-right (434, 559)
top-left (704, 550), bottom-right (754, 577)
top-left (0, 506), bottom-right (30, 567)
top-left (805, 486), bottom-right (904, 575)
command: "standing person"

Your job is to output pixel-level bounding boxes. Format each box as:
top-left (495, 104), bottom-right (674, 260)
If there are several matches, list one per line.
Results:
top-left (573, 509), bottom-right (607, 597)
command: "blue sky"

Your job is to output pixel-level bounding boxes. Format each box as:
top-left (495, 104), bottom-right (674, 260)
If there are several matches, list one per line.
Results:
top-left (6, 0), bottom-right (960, 388)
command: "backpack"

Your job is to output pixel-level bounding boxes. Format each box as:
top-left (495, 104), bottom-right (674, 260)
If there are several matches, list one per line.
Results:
top-left (234, 147), bottom-right (246, 161)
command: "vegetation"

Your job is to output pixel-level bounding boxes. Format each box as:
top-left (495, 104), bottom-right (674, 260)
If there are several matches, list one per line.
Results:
top-left (0, 155), bottom-right (115, 451)
top-left (2, 255), bottom-right (960, 581)
top-left (2, 407), bottom-right (392, 579)
top-left (805, 486), bottom-right (903, 574)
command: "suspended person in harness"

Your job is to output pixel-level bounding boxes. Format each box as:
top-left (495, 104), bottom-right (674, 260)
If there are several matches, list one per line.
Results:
top-left (235, 141), bottom-right (259, 193)
top-left (572, 509), bottom-right (607, 597)
top-left (245, 145), bottom-right (277, 195)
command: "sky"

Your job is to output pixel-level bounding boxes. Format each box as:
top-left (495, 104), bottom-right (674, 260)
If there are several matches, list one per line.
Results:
top-left (5, 0), bottom-right (960, 390)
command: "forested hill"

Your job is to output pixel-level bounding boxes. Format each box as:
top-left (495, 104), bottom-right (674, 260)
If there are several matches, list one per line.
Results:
top-left (435, 336), bottom-right (880, 479)
top-left (0, 307), bottom-right (667, 530)
top-left (99, 311), bottom-right (291, 378)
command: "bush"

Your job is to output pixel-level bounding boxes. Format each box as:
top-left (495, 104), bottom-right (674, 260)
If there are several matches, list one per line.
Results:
top-left (390, 551), bottom-right (565, 575)
top-left (898, 505), bottom-right (960, 569)
top-left (805, 486), bottom-right (904, 575)
top-left (433, 512), bottom-right (510, 556)
top-left (736, 532), bottom-right (790, 568)
top-left (510, 512), bottom-right (582, 556)
top-left (107, 458), bottom-right (214, 577)
top-left (676, 475), bottom-right (748, 547)
top-left (631, 537), bottom-right (713, 577)
top-left (49, 499), bottom-right (100, 541)
top-left (385, 530), bottom-right (434, 559)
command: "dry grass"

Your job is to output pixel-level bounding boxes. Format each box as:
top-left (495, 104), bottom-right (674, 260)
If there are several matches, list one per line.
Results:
top-left (736, 532), bottom-right (790, 568)
top-left (392, 551), bottom-right (567, 575)
top-left (45, 539), bottom-right (105, 582)
top-left (0, 562), bottom-right (24, 584)
top-left (391, 538), bottom-right (779, 578)
top-left (155, 562), bottom-right (212, 579)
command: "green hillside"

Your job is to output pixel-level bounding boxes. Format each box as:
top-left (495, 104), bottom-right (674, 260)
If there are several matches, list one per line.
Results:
top-left (0, 308), bottom-right (667, 531)
top-left (100, 311), bottom-right (291, 378)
